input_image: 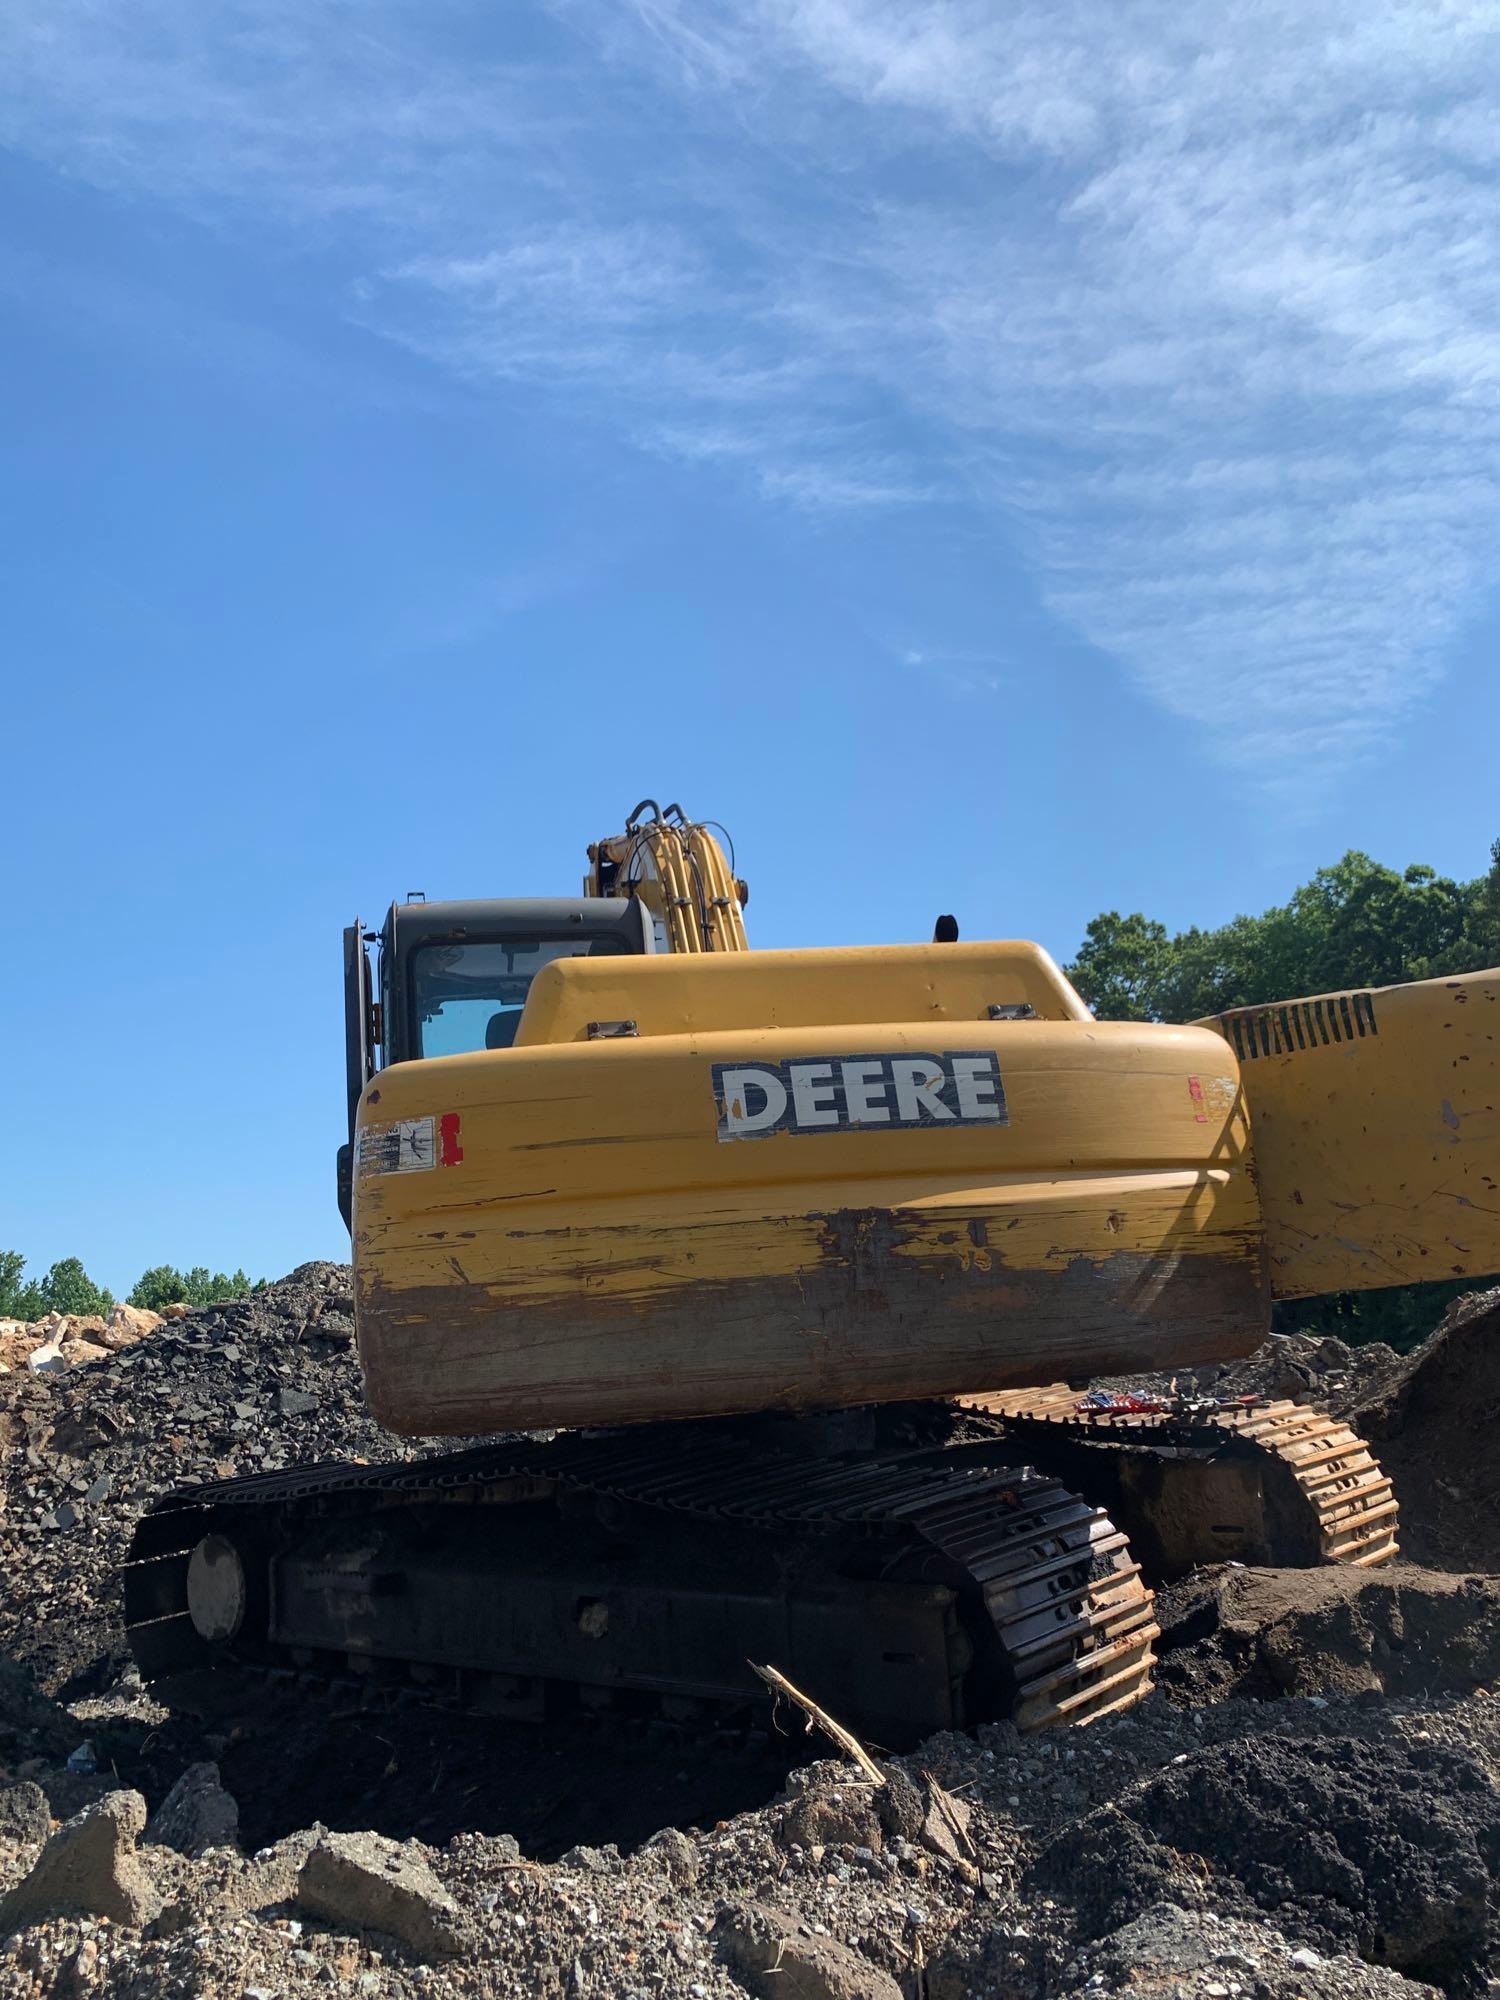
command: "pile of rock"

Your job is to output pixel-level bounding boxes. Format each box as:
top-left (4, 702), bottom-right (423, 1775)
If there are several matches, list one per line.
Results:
top-left (0, 1263), bottom-right (424, 1691)
top-left (3, 1677), bottom-right (1493, 1998)
top-left (0, 1305), bottom-right (164, 1380)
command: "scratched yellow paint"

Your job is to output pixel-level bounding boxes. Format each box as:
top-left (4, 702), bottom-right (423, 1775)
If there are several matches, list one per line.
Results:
top-left (360, 1166), bottom-right (1252, 1301)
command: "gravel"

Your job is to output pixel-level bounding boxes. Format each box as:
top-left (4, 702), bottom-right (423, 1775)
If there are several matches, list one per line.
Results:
top-left (3, 1269), bottom-right (1500, 1996)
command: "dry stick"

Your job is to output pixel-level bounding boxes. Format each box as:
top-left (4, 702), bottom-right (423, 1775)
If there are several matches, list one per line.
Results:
top-left (749, 1662), bottom-right (886, 1785)
top-left (919, 1766), bottom-right (979, 1860)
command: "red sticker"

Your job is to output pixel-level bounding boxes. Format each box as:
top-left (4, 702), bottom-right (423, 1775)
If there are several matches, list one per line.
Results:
top-left (439, 1112), bottom-right (464, 1167)
top-left (1187, 1076), bottom-right (1208, 1124)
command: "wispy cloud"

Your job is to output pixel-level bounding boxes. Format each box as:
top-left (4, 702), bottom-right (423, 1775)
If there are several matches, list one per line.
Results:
top-left (4, 1), bottom-right (1498, 778)
top-left (900, 646), bottom-right (1006, 699)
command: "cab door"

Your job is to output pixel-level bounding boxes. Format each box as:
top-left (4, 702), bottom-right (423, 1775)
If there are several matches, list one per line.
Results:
top-left (338, 920), bottom-right (377, 1229)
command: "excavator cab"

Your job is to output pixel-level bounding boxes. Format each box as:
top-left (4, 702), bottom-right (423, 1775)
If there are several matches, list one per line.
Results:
top-left (337, 895), bottom-right (653, 1228)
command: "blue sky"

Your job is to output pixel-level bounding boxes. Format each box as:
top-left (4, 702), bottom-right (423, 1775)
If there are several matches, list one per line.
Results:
top-left (4, 1), bottom-right (1499, 1295)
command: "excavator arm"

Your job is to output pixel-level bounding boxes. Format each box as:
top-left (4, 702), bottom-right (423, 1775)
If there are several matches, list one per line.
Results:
top-left (1202, 968), bottom-right (1500, 1300)
top-left (586, 799), bottom-right (749, 954)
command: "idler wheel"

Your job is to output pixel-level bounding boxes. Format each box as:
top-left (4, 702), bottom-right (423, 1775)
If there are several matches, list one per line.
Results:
top-left (186, 1533), bottom-right (248, 1643)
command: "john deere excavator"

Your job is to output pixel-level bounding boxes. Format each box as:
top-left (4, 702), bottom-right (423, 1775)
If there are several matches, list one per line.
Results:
top-left (126, 802), bottom-right (1500, 1739)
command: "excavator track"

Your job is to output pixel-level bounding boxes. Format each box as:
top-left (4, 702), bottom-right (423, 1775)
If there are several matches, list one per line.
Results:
top-left (125, 1428), bottom-right (1158, 1740)
top-left (962, 1386), bottom-right (1398, 1571)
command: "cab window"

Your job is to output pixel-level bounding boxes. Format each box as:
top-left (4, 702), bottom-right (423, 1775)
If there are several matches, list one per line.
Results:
top-left (411, 936), bottom-right (626, 1058)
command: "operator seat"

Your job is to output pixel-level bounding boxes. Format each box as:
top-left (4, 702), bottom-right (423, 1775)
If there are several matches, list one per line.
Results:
top-left (485, 1010), bottom-right (522, 1051)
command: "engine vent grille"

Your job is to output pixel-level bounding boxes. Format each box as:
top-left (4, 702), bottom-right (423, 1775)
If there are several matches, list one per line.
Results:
top-left (1214, 990), bottom-right (1379, 1061)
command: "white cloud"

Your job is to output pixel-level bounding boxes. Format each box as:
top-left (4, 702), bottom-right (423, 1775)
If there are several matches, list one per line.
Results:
top-left (4, 0), bottom-right (1499, 779)
top-left (899, 645), bottom-right (1005, 698)
top-left (621, 0), bottom-right (1500, 777)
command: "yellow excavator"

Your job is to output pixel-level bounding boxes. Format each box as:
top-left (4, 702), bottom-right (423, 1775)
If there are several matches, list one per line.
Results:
top-left (126, 802), bottom-right (1500, 1738)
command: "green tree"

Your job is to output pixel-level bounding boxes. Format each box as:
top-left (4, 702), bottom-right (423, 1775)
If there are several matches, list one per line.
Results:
top-left (128, 1264), bottom-right (259, 1311)
top-left (128, 1265), bottom-right (190, 1312)
top-left (182, 1267), bottom-right (255, 1306)
top-left (1067, 912), bottom-right (1171, 1021)
top-left (34, 1257), bottom-right (113, 1317)
top-left (1069, 845), bottom-right (1498, 1023)
top-left (0, 1252), bottom-right (45, 1323)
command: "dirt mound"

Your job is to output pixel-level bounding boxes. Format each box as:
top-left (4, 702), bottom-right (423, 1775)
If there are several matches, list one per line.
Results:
top-left (0, 1263), bottom-right (427, 1692)
top-left (1057, 1905), bottom-right (1441, 1999)
top-left (6, 1657), bottom-right (1500, 1996)
top-left (1029, 1731), bottom-right (1500, 1989)
top-left (1355, 1287), bottom-right (1500, 1569)
top-left (1154, 1565), bottom-right (1500, 1705)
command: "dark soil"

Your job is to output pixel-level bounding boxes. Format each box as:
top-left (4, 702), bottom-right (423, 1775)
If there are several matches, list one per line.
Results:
top-left (1357, 1287), bottom-right (1500, 1569)
top-left (1030, 1730), bottom-right (1500, 1989)
top-left (1153, 1563), bottom-right (1500, 1705)
top-left (132, 1674), bottom-right (798, 1861)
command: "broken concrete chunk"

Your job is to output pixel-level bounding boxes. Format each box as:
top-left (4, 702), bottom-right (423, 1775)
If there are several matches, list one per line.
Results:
top-left (26, 1345), bottom-right (66, 1377)
top-left (296, 1831), bottom-right (464, 1956)
top-left (103, 1303), bottom-right (162, 1349)
top-left (145, 1761), bottom-right (240, 1858)
top-left (277, 1387), bottom-right (320, 1418)
top-left (717, 1902), bottom-right (903, 2000)
top-left (0, 1790), bottom-right (161, 1933)
top-left (0, 1783), bottom-right (51, 1850)
top-left (59, 1339), bottom-right (109, 1369)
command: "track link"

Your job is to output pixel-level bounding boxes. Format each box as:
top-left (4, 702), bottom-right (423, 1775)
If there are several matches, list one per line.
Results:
top-left (962, 1386), bottom-right (1398, 1569)
top-left (126, 1430), bottom-right (1158, 1736)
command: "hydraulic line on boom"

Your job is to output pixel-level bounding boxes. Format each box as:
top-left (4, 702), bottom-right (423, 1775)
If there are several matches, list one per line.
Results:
top-left (586, 799), bottom-right (749, 954)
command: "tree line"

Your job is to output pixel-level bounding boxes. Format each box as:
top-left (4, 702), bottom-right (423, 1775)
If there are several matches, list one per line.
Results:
top-left (0, 1253), bottom-right (262, 1322)
top-left (1065, 837), bottom-right (1500, 1349)
top-left (1066, 842), bottom-right (1500, 1025)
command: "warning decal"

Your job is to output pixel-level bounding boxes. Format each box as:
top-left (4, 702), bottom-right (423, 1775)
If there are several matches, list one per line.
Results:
top-left (357, 1117), bottom-right (437, 1176)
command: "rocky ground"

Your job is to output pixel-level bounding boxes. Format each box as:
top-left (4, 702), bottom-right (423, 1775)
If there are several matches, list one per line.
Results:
top-left (2, 1270), bottom-right (1499, 1999)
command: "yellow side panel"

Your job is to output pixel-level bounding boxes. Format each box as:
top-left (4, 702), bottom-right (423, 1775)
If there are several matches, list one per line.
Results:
top-left (1202, 969), bottom-right (1500, 1301)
